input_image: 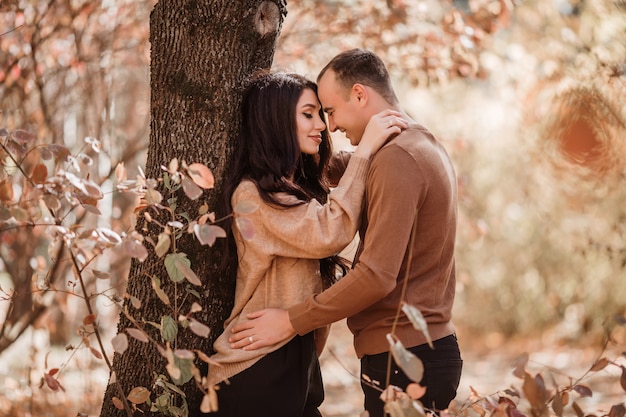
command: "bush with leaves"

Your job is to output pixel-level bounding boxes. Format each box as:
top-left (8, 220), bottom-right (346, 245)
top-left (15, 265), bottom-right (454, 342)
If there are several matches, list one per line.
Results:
top-left (0, 127), bottom-right (235, 415)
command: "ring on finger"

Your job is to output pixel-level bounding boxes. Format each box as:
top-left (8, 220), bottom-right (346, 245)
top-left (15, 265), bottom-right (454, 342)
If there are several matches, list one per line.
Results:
top-left (248, 336), bottom-right (254, 343)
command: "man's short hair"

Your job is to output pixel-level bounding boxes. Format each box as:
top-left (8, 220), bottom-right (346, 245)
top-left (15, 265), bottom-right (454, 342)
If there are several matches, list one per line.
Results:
top-left (318, 49), bottom-right (398, 104)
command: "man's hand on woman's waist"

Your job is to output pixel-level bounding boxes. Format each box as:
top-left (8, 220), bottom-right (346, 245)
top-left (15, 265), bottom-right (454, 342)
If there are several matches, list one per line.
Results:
top-left (229, 308), bottom-right (296, 350)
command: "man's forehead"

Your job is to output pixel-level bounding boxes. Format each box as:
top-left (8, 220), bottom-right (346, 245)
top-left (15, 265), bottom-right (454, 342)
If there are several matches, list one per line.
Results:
top-left (318, 72), bottom-right (340, 101)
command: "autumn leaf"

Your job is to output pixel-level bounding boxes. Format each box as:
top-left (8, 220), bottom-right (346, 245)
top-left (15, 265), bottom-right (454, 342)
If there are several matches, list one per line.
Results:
top-left (112, 333), bottom-right (129, 354)
top-left (196, 350), bottom-right (221, 366)
top-left (189, 318), bottom-right (211, 338)
top-left (123, 237), bottom-right (149, 261)
top-left (235, 217), bottom-right (254, 240)
top-left (83, 314), bottom-right (97, 325)
top-left (43, 372), bottom-right (65, 392)
top-left (45, 144), bottom-right (71, 162)
top-left (0, 181), bottom-right (14, 202)
top-left (511, 352), bottom-right (529, 379)
top-left (115, 162), bottom-right (127, 183)
top-left (144, 187), bottom-right (163, 205)
top-left (166, 362), bottom-right (181, 381)
top-left (189, 302), bottom-right (202, 314)
top-left (187, 163), bottom-right (215, 189)
top-left (32, 163), bottom-right (48, 184)
top-left (174, 256), bottom-right (202, 286)
top-left (92, 269), bottom-right (111, 280)
top-left (96, 227), bottom-right (122, 245)
top-left (89, 346), bottom-right (103, 360)
top-left (386, 334), bottom-right (424, 384)
top-left (589, 357), bottom-right (609, 372)
top-left (234, 200), bottom-right (259, 214)
top-left (126, 327), bottom-right (149, 343)
top-left (572, 401), bottom-right (584, 417)
top-left (130, 295), bottom-right (141, 309)
top-left (194, 223), bottom-right (226, 246)
top-left (151, 276), bottom-right (170, 305)
top-left (551, 391), bottom-right (563, 417)
top-left (11, 129), bottom-right (36, 145)
top-left (401, 303), bottom-right (433, 348)
top-left (522, 372), bottom-right (547, 414)
top-left (127, 386), bottom-right (151, 404)
top-left (112, 397), bottom-right (125, 410)
top-left (65, 172), bottom-right (104, 200)
top-left (200, 386), bottom-right (219, 413)
top-left (406, 383), bottom-right (426, 400)
top-left (155, 232), bottom-right (171, 258)
top-left (572, 384), bottom-right (592, 398)
top-left (609, 404), bottom-right (626, 417)
top-left (182, 176), bottom-right (203, 200)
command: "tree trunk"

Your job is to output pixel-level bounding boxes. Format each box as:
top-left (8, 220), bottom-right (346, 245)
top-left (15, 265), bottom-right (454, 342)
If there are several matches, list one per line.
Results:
top-left (100, 1), bottom-right (286, 415)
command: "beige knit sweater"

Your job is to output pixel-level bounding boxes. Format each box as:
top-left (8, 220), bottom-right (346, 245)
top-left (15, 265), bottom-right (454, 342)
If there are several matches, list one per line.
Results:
top-left (207, 156), bottom-right (370, 385)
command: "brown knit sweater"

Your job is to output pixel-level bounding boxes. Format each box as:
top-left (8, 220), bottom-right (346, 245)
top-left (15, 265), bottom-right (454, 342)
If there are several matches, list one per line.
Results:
top-left (207, 156), bottom-right (371, 385)
top-left (289, 124), bottom-right (458, 358)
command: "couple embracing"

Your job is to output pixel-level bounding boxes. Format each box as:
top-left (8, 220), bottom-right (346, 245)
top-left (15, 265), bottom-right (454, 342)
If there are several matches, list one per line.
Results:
top-left (204, 48), bottom-right (462, 417)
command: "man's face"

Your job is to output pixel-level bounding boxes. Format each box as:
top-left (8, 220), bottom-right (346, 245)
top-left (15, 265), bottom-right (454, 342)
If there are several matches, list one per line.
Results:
top-left (317, 70), bottom-right (369, 146)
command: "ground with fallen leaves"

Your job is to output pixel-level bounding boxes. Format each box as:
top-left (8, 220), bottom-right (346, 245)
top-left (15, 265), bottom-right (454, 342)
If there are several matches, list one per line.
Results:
top-left (0, 319), bottom-right (624, 417)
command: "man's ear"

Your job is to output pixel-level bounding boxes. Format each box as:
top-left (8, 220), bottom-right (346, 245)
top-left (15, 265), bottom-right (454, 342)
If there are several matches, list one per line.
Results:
top-left (351, 83), bottom-right (368, 106)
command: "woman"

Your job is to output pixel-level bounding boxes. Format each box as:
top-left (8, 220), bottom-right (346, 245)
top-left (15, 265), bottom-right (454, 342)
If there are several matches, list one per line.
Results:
top-left (206, 71), bottom-right (406, 416)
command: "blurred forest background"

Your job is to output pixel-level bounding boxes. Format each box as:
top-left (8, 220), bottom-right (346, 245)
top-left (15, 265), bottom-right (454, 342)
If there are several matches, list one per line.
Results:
top-left (0, 0), bottom-right (625, 416)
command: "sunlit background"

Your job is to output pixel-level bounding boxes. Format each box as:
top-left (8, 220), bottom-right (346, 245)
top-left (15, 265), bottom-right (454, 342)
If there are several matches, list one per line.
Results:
top-left (1, 0), bottom-right (625, 415)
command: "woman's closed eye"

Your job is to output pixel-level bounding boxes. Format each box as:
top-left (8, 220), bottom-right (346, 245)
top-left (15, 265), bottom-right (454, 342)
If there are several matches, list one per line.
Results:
top-left (303, 113), bottom-right (314, 119)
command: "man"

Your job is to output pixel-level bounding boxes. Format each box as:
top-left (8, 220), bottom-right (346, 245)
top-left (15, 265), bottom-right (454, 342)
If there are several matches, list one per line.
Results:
top-left (229, 49), bottom-right (462, 416)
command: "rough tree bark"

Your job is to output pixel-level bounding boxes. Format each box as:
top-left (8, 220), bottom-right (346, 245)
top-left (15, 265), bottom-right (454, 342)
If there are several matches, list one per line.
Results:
top-left (100, 1), bottom-right (287, 415)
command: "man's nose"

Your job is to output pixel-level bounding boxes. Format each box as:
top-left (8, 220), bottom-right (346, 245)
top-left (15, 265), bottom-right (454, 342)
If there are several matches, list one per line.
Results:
top-left (327, 119), bottom-right (338, 132)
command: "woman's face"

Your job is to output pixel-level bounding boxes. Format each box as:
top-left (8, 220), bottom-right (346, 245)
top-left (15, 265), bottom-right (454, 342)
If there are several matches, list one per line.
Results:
top-left (296, 88), bottom-right (326, 155)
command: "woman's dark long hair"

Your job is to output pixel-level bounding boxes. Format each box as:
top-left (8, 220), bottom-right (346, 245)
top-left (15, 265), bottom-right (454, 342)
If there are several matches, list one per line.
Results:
top-left (221, 71), bottom-right (348, 289)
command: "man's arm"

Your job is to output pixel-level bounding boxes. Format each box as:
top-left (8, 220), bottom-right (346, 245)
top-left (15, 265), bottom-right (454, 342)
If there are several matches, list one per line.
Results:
top-left (229, 308), bottom-right (295, 350)
top-left (230, 144), bottom-right (424, 349)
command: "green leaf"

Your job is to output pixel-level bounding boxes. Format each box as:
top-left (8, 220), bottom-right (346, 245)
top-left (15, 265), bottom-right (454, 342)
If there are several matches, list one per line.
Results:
top-left (161, 315), bottom-right (178, 342)
top-left (163, 172), bottom-right (171, 189)
top-left (186, 288), bottom-right (201, 299)
top-left (163, 381), bottom-right (187, 397)
top-left (171, 356), bottom-right (194, 385)
top-left (165, 253), bottom-right (190, 283)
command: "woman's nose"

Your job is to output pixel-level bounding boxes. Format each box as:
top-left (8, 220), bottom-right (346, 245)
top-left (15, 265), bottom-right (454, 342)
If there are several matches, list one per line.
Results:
top-left (316, 115), bottom-right (326, 131)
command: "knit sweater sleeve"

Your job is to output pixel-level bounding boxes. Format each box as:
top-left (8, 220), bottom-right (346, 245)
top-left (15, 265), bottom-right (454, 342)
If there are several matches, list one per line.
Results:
top-left (235, 155), bottom-right (370, 259)
top-left (326, 150), bottom-right (352, 187)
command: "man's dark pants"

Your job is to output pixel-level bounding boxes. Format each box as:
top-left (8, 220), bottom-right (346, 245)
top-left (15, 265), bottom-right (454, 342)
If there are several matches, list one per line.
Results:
top-left (361, 334), bottom-right (463, 416)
